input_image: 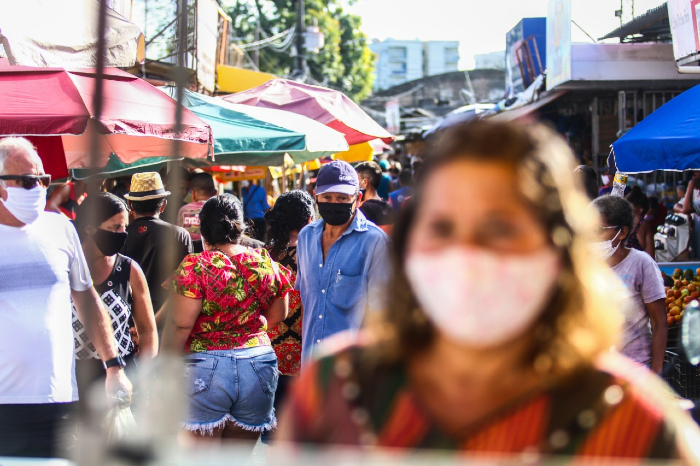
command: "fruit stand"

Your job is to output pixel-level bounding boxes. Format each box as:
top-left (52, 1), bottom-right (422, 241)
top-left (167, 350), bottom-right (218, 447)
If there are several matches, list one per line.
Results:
top-left (659, 263), bottom-right (700, 401)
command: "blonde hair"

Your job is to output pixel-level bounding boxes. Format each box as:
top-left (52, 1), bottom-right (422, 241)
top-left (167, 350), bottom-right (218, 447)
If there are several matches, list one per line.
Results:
top-left (372, 120), bottom-right (623, 378)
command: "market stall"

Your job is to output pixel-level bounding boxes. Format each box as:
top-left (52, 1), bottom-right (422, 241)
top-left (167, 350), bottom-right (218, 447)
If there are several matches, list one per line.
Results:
top-left (612, 84), bottom-right (700, 401)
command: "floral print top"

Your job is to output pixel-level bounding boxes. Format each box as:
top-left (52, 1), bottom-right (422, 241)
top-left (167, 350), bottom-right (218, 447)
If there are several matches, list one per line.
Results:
top-left (169, 248), bottom-right (293, 353)
top-left (267, 247), bottom-right (303, 376)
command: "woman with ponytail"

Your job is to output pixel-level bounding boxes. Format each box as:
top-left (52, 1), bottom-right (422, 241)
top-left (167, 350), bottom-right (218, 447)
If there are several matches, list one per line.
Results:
top-left (161, 194), bottom-right (293, 446)
top-left (262, 190), bottom-right (315, 441)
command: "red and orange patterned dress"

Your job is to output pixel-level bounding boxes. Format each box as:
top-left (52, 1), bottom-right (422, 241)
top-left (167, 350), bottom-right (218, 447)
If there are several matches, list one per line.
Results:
top-left (266, 246), bottom-right (303, 376)
top-left (282, 347), bottom-right (700, 460)
top-left (169, 248), bottom-right (293, 354)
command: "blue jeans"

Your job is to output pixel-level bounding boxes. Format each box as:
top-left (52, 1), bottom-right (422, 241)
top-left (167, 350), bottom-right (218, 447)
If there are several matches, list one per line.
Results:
top-left (182, 346), bottom-right (278, 435)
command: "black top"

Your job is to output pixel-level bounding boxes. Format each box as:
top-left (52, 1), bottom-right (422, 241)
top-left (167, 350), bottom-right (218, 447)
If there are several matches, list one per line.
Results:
top-left (73, 254), bottom-right (134, 359)
top-left (122, 216), bottom-right (193, 311)
top-left (359, 199), bottom-right (395, 226)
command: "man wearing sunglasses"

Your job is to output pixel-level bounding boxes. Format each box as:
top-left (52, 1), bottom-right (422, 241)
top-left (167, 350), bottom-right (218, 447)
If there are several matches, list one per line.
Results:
top-left (0, 137), bottom-right (132, 458)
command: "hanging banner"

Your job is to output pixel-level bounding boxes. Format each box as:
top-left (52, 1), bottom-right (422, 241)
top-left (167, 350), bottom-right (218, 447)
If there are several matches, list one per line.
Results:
top-left (668, 0), bottom-right (700, 62)
top-left (196, 0), bottom-right (219, 93)
top-left (385, 100), bottom-right (400, 135)
top-left (546, 0), bottom-right (572, 90)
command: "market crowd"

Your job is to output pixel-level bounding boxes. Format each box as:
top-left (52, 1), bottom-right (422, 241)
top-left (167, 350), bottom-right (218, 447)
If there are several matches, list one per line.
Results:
top-left (1, 120), bottom-right (700, 462)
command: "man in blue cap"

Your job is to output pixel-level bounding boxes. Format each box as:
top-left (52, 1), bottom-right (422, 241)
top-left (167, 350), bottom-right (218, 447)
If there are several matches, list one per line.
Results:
top-left (296, 160), bottom-right (391, 363)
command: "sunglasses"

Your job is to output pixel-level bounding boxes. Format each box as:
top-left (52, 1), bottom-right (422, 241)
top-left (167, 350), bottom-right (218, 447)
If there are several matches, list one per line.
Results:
top-left (596, 225), bottom-right (620, 236)
top-left (0, 175), bottom-right (52, 189)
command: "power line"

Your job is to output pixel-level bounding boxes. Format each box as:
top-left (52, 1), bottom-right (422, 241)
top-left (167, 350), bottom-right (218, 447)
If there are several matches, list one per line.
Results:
top-left (364, 84), bottom-right (425, 102)
top-left (232, 27), bottom-right (296, 51)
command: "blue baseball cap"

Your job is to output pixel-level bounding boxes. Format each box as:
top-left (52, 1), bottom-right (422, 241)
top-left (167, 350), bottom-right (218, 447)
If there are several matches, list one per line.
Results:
top-left (316, 160), bottom-right (359, 195)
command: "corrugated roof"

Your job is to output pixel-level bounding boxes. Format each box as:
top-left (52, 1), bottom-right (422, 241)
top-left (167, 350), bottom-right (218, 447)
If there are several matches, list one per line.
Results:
top-left (599, 3), bottom-right (669, 41)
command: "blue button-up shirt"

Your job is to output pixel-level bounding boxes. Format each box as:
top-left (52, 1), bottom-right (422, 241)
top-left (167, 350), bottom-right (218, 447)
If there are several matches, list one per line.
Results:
top-left (296, 209), bottom-right (391, 363)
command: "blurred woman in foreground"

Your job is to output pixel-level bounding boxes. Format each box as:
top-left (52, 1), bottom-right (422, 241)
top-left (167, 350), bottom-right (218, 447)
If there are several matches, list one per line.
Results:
top-left (279, 121), bottom-right (700, 460)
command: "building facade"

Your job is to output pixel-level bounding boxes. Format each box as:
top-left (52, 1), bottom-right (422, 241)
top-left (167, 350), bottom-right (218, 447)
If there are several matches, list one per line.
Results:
top-left (370, 39), bottom-right (461, 91)
top-left (474, 51), bottom-right (506, 70)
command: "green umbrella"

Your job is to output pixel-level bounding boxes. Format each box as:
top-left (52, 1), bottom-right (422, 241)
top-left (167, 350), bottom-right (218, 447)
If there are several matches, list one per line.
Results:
top-left (70, 153), bottom-right (175, 180)
top-left (161, 88), bottom-right (348, 167)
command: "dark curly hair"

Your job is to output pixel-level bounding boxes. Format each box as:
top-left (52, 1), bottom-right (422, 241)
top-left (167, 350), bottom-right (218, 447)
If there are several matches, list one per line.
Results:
top-left (592, 194), bottom-right (635, 233)
top-left (264, 190), bottom-right (315, 258)
top-left (199, 194), bottom-right (246, 246)
top-left (625, 185), bottom-right (650, 215)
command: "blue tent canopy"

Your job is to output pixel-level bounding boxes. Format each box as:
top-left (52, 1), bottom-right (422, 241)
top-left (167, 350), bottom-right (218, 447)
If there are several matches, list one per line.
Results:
top-left (613, 84), bottom-right (700, 174)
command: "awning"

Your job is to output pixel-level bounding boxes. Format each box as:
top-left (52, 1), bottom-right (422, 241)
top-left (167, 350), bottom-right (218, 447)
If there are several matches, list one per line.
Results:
top-left (489, 91), bottom-right (567, 122)
top-left (598, 4), bottom-right (669, 41)
top-left (0, 0), bottom-right (145, 68)
top-left (216, 65), bottom-right (276, 93)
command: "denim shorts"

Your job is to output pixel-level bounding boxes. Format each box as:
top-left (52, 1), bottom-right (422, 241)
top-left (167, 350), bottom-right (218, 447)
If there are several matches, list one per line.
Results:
top-left (182, 346), bottom-right (279, 435)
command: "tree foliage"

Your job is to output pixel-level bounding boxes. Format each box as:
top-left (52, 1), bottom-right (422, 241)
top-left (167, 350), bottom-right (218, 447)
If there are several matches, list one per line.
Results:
top-left (226, 0), bottom-right (375, 102)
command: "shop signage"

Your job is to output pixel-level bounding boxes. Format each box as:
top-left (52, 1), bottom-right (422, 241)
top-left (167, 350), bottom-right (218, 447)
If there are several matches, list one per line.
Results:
top-left (546, 0), bottom-right (572, 90)
top-left (196, 0), bottom-right (219, 93)
top-left (668, 0), bottom-right (700, 62)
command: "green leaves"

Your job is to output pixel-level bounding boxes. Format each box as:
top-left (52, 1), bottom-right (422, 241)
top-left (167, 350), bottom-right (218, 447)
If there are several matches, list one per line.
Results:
top-left (225, 0), bottom-right (374, 102)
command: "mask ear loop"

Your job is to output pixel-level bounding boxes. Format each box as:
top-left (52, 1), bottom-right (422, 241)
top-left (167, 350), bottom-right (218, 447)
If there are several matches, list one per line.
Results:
top-left (611, 228), bottom-right (622, 247)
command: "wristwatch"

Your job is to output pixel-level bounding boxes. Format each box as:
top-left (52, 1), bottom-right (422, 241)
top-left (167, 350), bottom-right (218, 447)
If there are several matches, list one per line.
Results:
top-left (102, 355), bottom-right (126, 370)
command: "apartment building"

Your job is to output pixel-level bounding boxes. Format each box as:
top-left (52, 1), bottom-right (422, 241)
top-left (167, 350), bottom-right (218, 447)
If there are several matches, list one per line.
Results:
top-left (370, 39), bottom-right (461, 91)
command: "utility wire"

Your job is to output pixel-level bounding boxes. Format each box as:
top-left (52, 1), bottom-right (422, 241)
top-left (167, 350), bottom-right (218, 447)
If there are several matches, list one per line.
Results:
top-left (364, 84), bottom-right (425, 102)
top-left (233, 27), bottom-right (295, 51)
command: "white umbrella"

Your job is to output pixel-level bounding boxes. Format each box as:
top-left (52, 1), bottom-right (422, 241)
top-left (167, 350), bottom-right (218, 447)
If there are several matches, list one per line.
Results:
top-left (0, 0), bottom-right (144, 68)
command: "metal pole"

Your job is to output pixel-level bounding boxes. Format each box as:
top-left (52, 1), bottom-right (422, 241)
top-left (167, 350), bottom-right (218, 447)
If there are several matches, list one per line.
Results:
top-left (282, 165), bottom-right (287, 193)
top-left (253, 18), bottom-right (260, 70)
top-left (295, 0), bottom-right (305, 75)
top-left (142, 0), bottom-right (147, 77)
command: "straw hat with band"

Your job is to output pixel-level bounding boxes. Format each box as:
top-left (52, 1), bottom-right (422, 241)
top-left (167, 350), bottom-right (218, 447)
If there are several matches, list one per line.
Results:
top-left (124, 172), bottom-right (171, 201)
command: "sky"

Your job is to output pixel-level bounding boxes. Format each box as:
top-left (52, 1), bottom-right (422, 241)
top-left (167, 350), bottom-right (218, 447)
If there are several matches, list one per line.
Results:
top-left (348, 0), bottom-right (667, 69)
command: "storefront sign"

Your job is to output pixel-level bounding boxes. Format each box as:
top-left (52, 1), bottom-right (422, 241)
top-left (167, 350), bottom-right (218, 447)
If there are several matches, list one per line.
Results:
top-left (546, 0), bottom-right (572, 90)
top-left (196, 0), bottom-right (219, 93)
top-left (668, 0), bottom-right (700, 62)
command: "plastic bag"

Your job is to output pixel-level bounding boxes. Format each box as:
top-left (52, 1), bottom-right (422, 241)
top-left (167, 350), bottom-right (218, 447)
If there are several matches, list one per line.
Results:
top-left (104, 391), bottom-right (136, 443)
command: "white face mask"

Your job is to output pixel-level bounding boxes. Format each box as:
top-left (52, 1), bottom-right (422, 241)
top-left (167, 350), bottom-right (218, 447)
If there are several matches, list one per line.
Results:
top-left (590, 229), bottom-right (621, 260)
top-left (241, 180), bottom-right (250, 188)
top-left (601, 175), bottom-right (610, 185)
top-left (0, 185), bottom-right (47, 224)
top-left (405, 246), bottom-right (560, 348)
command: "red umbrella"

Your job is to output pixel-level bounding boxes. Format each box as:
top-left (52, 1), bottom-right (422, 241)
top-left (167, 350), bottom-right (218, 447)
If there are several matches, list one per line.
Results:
top-left (0, 65), bottom-right (211, 178)
top-left (220, 79), bottom-right (393, 146)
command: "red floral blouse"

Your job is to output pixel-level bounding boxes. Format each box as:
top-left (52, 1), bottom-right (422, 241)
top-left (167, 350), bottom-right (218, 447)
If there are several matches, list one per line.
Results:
top-left (267, 247), bottom-right (303, 376)
top-left (169, 248), bottom-right (293, 354)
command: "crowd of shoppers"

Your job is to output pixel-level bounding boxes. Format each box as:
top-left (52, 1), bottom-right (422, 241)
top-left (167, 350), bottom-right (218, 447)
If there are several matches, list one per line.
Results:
top-left (2, 118), bottom-right (700, 462)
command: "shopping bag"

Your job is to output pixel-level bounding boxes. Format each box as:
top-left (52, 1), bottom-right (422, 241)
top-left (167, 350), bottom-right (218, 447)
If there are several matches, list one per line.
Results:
top-left (104, 390), bottom-right (136, 443)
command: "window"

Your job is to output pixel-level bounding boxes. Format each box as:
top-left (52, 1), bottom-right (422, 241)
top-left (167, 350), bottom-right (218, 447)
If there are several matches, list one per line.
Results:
top-left (388, 46), bottom-right (407, 63)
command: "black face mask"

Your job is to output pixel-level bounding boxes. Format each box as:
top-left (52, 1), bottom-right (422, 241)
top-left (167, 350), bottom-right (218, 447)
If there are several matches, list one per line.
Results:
top-left (317, 201), bottom-right (355, 226)
top-left (92, 228), bottom-right (128, 257)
